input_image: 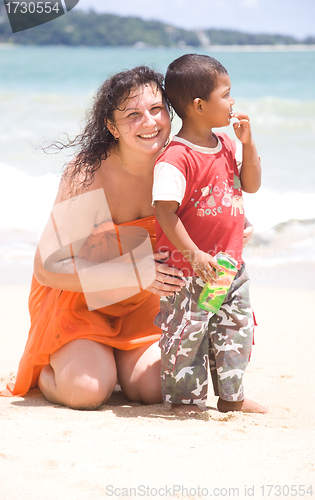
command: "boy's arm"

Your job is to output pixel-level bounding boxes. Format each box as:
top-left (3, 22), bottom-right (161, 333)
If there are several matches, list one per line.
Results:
top-left (232, 112), bottom-right (261, 193)
top-left (155, 200), bottom-right (222, 282)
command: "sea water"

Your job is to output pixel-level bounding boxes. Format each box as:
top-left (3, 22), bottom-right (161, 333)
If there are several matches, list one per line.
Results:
top-left (1, 45), bottom-right (315, 285)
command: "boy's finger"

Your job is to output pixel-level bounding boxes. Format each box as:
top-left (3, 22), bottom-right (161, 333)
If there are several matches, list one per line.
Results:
top-left (206, 270), bottom-right (218, 283)
top-left (209, 261), bottom-right (223, 273)
top-left (234, 119), bottom-right (249, 128)
top-left (203, 267), bottom-right (218, 283)
top-left (200, 269), bottom-right (214, 283)
top-left (232, 112), bottom-right (249, 121)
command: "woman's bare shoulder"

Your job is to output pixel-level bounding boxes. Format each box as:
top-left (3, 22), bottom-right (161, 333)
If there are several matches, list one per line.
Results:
top-left (54, 161), bottom-right (104, 205)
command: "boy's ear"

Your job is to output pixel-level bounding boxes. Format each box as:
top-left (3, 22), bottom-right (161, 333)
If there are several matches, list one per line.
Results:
top-left (193, 98), bottom-right (203, 114)
top-left (106, 119), bottom-right (120, 140)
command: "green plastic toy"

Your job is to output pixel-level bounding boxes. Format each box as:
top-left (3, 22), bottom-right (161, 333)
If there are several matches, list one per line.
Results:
top-left (198, 252), bottom-right (238, 313)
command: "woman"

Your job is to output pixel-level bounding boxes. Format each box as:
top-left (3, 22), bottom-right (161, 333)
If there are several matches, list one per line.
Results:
top-left (1, 66), bottom-right (253, 409)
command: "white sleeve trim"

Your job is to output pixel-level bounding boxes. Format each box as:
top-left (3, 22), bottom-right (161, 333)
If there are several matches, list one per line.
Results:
top-left (152, 162), bottom-right (186, 206)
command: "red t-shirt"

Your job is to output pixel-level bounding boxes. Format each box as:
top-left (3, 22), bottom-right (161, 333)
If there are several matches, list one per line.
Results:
top-left (153, 133), bottom-right (244, 276)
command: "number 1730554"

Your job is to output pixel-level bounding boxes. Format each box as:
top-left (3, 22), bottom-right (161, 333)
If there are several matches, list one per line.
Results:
top-left (5, 2), bottom-right (60, 15)
top-left (260, 485), bottom-right (313, 496)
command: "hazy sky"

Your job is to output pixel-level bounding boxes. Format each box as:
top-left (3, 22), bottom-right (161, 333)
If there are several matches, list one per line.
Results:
top-left (74, 0), bottom-right (315, 39)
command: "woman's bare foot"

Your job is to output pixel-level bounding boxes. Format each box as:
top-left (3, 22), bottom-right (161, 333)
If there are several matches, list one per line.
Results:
top-left (171, 403), bottom-right (205, 417)
top-left (217, 397), bottom-right (269, 414)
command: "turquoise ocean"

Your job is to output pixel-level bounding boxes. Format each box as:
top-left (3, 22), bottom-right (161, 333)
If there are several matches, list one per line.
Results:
top-left (1, 45), bottom-right (315, 286)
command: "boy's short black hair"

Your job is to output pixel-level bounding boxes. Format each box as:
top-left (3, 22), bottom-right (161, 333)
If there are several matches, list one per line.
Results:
top-left (165, 54), bottom-right (228, 119)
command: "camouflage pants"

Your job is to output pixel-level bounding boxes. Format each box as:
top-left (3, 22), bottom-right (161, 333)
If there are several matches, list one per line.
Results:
top-left (154, 265), bottom-right (254, 405)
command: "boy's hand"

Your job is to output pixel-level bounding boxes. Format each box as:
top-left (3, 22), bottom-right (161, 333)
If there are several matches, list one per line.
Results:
top-left (188, 250), bottom-right (223, 283)
top-left (232, 113), bottom-right (261, 193)
top-left (231, 112), bottom-right (253, 145)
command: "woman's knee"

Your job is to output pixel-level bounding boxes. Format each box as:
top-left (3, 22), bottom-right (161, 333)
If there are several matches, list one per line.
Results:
top-left (62, 371), bottom-right (116, 410)
top-left (120, 371), bottom-right (162, 405)
top-left (40, 340), bottom-right (117, 410)
top-left (115, 342), bottom-right (162, 405)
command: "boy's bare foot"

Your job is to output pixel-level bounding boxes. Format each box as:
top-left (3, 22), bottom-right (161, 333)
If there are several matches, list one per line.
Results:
top-left (217, 397), bottom-right (269, 414)
top-left (171, 403), bottom-right (205, 417)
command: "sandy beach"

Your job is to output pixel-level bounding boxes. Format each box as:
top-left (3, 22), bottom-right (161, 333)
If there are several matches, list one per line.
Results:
top-left (0, 283), bottom-right (314, 500)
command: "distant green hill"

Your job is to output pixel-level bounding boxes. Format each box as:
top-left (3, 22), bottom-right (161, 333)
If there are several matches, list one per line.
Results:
top-left (0, 8), bottom-right (313, 46)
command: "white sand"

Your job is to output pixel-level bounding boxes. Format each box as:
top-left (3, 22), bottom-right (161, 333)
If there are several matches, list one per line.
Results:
top-left (0, 284), bottom-right (315, 500)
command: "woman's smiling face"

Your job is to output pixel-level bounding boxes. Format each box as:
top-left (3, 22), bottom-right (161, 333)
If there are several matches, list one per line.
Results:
top-left (110, 83), bottom-right (171, 158)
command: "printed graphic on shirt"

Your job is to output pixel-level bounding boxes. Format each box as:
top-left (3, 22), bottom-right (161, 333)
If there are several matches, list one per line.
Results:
top-left (191, 174), bottom-right (243, 218)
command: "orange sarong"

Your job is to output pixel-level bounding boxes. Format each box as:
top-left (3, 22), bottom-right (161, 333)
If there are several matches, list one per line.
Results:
top-left (1, 216), bottom-right (161, 397)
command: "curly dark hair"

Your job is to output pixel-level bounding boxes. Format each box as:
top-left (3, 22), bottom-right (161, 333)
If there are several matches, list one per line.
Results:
top-left (48, 66), bottom-right (169, 192)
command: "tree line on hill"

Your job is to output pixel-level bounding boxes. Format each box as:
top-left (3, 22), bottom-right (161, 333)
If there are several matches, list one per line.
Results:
top-left (0, 8), bottom-right (314, 46)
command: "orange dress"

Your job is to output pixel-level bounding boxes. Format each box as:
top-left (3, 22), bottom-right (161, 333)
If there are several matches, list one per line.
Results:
top-left (0, 216), bottom-right (161, 397)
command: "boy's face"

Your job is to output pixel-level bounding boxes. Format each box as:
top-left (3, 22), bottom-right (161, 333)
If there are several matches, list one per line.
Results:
top-left (202, 74), bottom-right (234, 128)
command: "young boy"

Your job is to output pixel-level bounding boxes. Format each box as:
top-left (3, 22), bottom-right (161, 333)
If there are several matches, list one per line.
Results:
top-left (152, 54), bottom-right (268, 414)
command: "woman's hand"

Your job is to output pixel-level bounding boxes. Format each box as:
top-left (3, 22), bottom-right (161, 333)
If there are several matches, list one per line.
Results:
top-left (146, 251), bottom-right (186, 296)
top-left (243, 217), bottom-right (254, 247)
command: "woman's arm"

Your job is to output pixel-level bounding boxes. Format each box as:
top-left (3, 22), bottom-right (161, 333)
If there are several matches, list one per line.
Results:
top-left (34, 177), bottom-right (186, 296)
top-left (34, 177), bottom-right (95, 290)
top-left (34, 177), bottom-right (138, 293)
